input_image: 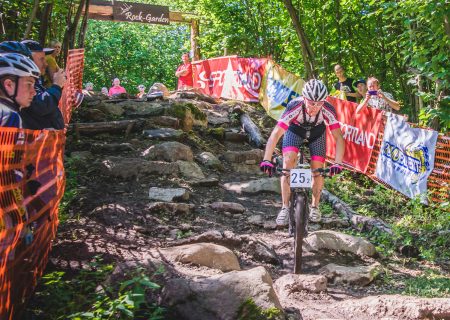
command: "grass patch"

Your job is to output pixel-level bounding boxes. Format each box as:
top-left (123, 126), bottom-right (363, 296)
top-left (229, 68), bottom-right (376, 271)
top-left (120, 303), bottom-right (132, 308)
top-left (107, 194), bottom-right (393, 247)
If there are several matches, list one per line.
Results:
top-left (27, 257), bottom-right (165, 319)
top-left (325, 171), bottom-right (450, 261)
top-left (402, 270), bottom-right (450, 298)
top-left (237, 298), bottom-right (283, 320)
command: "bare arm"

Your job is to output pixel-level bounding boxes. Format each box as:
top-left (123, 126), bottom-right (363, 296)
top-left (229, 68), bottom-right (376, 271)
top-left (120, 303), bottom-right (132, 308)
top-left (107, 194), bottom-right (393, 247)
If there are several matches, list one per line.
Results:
top-left (263, 126), bottom-right (285, 161)
top-left (379, 91), bottom-right (400, 110)
top-left (331, 128), bottom-right (345, 164)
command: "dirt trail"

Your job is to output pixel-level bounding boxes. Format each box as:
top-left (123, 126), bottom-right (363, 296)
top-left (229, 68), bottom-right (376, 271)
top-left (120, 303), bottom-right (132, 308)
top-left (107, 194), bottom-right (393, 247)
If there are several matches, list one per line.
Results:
top-left (44, 95), bottom-right (449, 320)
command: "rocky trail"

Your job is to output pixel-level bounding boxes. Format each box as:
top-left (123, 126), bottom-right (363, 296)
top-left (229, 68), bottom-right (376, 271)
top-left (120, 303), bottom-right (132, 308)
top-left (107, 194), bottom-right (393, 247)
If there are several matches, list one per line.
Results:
top-left (42, 91), bottom-right (449, 320)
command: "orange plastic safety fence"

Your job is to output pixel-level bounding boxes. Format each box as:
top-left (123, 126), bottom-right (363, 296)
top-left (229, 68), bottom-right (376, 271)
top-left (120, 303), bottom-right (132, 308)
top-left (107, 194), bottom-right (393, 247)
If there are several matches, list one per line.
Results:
top-left (59, 49), bottom-right (85, 126)
top-left (0, 128), bottom-right (66, 319)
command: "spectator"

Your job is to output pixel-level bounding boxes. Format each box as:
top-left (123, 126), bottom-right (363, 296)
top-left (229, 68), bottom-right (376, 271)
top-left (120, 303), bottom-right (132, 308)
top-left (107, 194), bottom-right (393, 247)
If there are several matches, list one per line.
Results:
top-left (0, 53), bottom-right (40, 128)
top-left (136, 84), bottom-right (146, 98)
top-left (101, 87), bottom-right (109, 96)
top-left (44, 40), bottom-right (62, 88)
top-left (356, 77), bottom-right (400, 113)
top-left (20, 40), bottom-right (66, 130)
top-left (354, 79), bottom-right (367, 102)
top-left (333, 64), bottom-right (360, 102)
top-left (108, 78), bottom-right (127, 96)
top-left (175, 53), bottom-right (193, 90)
top-left (85, 82), bottom-right (94, 91)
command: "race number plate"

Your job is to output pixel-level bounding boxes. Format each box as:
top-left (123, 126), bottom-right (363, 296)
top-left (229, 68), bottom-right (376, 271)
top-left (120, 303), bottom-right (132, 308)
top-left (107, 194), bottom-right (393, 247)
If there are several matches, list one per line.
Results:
top-left (290, 168), bottom-right (312, 188)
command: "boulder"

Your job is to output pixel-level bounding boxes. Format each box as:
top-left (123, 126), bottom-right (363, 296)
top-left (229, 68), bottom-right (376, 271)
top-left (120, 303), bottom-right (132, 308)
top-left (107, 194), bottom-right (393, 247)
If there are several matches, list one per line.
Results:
top-left (142, 142), bottom-right (194, 162)
top-left (210, 202), bottom-right (245, 214)
top-left (231, 163), bottom-right (264, 175)
top-left (196, 152), bottom-right (223, 170)
top-left (97, 102), bottom-right (125, 116)
top-left (248, 214), bottom-right (264, 226)
top-left (143, 128), bottom-right (185, 140)
top-left (224, 131), bottom-right (248, 143)
top-left (124, 102), bottom-right (166, 117)
top-left (101, 157), bottom-right (179, 179)
top-left (177, 161), bottom-right (205, 179)
top-left (274, 274), bottom-right (327, 295)
top-left (161, 266), bottom-right (283, 320)
top-left (336, 294), bottom-right (450, 320)
top-left (143, 116), bottom-right (180, 129)
top-left (304, 230), bottom-right (376, 257)
top-left (82, 108), bottom-right (106, 121)
top-left (319, 263), bottom-right (381, 286)
top-left (222, 149), bottom-right (264, 163)
top-left (146, 202), bottom-right (195, 215)
top-left (91, 142), bottom-right (134, 153)
top-left (149, 187), bottom-right (189, 202)
top-left (160, 243), bottom-right (240, 272)
top-left (223, 177), bottom-right (281, 194)
top-left (190, 177), bottom-right (220, 187)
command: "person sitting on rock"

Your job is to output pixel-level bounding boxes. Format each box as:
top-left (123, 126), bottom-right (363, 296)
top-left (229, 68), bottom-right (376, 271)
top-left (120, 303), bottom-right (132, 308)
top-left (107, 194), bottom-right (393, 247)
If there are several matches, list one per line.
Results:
top-left (101, 87), bottom-right (109, 96)
top-left (108, 78), bottom-right (127, 97)
top-left (136, 84), bottom-right (146, 98)
top-left (85, 82), bottom-right (94, 91)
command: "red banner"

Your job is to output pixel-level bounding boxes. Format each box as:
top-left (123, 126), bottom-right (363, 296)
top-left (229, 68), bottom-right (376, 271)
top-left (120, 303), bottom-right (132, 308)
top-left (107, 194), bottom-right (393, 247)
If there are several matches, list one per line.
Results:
top-left (192, 56), bottom-right (266, 101)
top-left (326, 97), bottom-right (383, 173)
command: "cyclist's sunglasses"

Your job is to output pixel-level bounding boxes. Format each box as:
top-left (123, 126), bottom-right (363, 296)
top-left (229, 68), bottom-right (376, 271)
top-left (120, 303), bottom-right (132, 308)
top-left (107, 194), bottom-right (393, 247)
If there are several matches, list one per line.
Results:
top-left (304, 98), bottom-right (325, 108)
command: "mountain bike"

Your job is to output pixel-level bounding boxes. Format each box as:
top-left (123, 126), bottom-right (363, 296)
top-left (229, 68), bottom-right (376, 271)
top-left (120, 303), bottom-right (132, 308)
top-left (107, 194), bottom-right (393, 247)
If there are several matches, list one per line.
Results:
top-left (275, 150), bottom-right (330, 274)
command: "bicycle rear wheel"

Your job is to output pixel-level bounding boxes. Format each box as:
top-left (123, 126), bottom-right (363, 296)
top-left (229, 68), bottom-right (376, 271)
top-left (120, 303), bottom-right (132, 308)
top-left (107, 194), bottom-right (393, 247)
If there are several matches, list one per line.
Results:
top-left (292, 192), bottom-right (309, 274)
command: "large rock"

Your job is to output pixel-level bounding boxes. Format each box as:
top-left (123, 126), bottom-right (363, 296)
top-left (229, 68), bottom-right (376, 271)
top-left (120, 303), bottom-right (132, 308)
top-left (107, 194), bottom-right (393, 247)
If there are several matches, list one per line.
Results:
top-left (222, 149), bottom-right (264, 163)
top-left (177, 161), bottom-right (205, 179)
top-left (231, 163), bottom-right (264, 175)
top-left (91, 142), bottom-right (134, 153)
top-left (274, 274), bottom-right (327, 296)
top-left (160, 243), bottom-right (240, 272)
top-left (146, 202), bottom-right (195, 215)
top-left (210, 202), bottom-right (245, 214)
top-left (143, 128), bottom-right (185, 140)
top-left (196, 152), bottom-right (223, 170)
top-left (319, 263), bottom-right (381, 286)
top-left (97, 102), bottom-right (125, 116)
top-left (142, 142), bottom-right (194, 162)
top-left (336, 294), bottom-right (450, 320)
top-left (101, 157), bottom-right (179, 178)
top-left (305, 230), bottom-right (376, 257)
top-left (149, 187), bottom-right (189, 202)
top-left (123, 102), bottom-right (166, 117)
top-left (223, 177), bottom-right (281, 194)
top-left (162, 266), bottom-right (283, 320)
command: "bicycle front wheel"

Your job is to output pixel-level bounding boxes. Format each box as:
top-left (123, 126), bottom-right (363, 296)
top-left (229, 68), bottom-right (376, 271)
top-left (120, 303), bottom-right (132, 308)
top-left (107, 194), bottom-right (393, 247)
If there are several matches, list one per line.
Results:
top-left (292, 192), bottom-right (309, 274)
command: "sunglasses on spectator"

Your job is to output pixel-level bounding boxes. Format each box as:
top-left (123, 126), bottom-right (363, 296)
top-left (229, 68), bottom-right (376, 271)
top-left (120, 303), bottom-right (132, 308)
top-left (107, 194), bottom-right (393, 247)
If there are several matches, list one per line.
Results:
top-left (304, 98), bottom-right (325, 108)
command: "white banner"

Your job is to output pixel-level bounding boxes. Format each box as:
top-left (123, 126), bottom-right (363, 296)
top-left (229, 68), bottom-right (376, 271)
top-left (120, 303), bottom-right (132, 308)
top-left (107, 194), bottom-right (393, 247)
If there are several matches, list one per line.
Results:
top-left (376, 113), bottom-right (438, 203)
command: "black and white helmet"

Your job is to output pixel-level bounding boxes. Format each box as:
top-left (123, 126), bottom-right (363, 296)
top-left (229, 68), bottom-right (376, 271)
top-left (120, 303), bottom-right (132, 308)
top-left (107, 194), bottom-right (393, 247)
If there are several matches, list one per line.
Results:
top-left (0, 53), bottom-right (40, 79)
top-left (302, 79), bottom-right (328, 101)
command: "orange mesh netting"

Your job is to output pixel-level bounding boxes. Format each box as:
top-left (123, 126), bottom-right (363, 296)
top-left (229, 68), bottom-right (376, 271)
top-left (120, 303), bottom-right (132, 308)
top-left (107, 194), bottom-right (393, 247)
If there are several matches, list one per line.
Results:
top-left (0, 49), bottom-right (83, 319)
top-left (0, 128), bottom-right (65, 319)
top-left (59, 49), bottom-right (85, 125)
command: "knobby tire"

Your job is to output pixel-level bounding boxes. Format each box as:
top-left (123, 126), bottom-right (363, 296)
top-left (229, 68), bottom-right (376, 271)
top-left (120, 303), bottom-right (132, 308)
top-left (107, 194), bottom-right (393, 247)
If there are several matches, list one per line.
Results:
top-left (292, 192), bottom-right (308, 274)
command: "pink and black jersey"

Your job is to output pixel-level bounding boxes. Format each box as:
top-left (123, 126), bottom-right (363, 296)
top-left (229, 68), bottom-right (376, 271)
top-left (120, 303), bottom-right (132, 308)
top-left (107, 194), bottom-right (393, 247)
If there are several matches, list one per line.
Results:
top-left (277, 97), bottom-right (340, 131)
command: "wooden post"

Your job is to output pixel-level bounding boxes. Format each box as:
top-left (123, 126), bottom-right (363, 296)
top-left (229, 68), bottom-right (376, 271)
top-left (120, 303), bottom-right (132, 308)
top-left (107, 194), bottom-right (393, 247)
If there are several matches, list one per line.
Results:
top-left (191, 19), bottom-right (200, 61)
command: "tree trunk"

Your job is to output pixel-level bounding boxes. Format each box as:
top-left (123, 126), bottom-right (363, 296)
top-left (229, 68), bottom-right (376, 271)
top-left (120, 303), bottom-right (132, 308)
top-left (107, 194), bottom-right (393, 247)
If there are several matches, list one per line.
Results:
top-left (77, 0), bottom-right (90, 48)
top-left (282, 0), bottom-right (316, 79)
top-left (23, 0), bottom-right (40, 39)
top-left (38, 2), bottom-right (53, 45)
top-left (68, 0), bottom-right (86, 49)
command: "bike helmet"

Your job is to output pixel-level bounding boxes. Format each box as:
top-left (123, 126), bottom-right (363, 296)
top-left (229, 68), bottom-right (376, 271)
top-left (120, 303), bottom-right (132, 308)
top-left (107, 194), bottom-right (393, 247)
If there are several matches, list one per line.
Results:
top-left (302, 79), bottom-right (328, 101)
top-left (0, 41), bottom-right (33, 58)
top-left (0, 53), bottom-right (40, 105)
top-left (0, 53), bottom-right (40, 79)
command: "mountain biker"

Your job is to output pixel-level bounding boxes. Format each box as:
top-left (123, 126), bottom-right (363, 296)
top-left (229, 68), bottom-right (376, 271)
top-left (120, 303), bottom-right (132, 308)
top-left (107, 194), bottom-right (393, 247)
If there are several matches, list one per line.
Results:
top-left (0, 53), bottom-right (40, 128)
top-left (260, 79), bottom-right (345, 226)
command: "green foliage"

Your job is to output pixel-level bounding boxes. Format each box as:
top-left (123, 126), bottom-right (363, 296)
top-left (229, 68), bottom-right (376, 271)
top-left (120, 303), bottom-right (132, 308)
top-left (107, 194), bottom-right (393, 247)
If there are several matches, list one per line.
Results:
top-left (83, 20), bottom-right (189, 92)
top-left (325, 172), bottom-right (450, 261)
top-left (237, 298), bottom-right (283, 320)
top-left (28, 258), bottom-right (164, 319)
top-left (402, 269), bottom-right (450, 298)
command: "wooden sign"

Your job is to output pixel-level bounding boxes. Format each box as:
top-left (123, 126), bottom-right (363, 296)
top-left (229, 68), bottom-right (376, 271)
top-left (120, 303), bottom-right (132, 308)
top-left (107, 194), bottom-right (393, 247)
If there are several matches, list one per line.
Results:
top-left (88, 1), bottom-right (170, 25)
top-left (113, 1), bottom-right (169, 25)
